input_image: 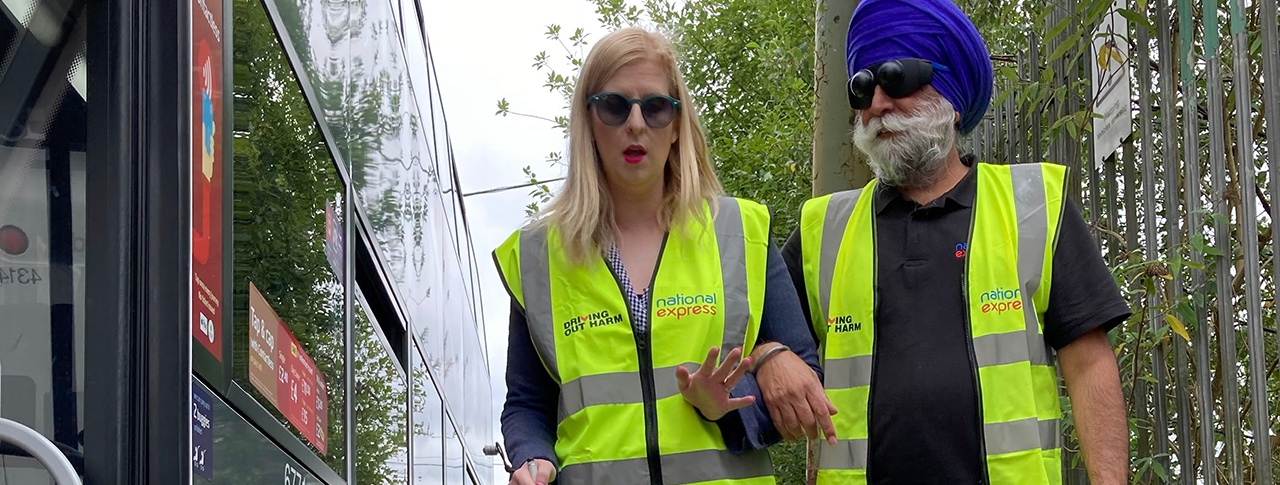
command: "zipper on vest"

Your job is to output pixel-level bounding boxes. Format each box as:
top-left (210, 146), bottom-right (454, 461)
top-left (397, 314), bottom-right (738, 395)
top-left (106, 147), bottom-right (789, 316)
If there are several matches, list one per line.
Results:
top-left (613, 234), bottom-right (670, 485)
top-left (865, 211), bottom-right (880, 481)
top-left (960, 227), bottom-right (992, 485)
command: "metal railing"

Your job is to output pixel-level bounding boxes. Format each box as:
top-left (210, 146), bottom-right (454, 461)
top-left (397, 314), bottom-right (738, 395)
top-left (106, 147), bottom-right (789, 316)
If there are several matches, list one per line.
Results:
top-left (968, 0), bottom-right (1280, 482)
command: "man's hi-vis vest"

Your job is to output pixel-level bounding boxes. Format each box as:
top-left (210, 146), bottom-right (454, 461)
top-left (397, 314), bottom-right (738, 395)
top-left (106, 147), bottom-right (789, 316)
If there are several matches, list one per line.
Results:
top-left (493, 197), bottom-right (777, 485)
top-left (800, 163), bottom-right (1068, 485)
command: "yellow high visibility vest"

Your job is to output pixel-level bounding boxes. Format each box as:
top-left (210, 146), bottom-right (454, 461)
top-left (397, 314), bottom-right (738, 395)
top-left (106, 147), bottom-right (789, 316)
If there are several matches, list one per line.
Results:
top-left (799, 163), bottom-right (1067, 485)
top-left (494, 197), bottom-right (777, 485)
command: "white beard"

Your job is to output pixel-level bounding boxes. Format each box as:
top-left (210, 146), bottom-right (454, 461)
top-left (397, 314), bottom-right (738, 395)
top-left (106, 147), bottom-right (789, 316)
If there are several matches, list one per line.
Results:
top-left (853, 94), bottom-right (958, 190)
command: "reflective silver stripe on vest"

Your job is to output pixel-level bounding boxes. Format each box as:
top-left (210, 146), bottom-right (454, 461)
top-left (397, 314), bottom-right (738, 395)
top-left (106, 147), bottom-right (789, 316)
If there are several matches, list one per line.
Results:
top-left (984, 417), bottom-right (1044, 456)
top-left (823, 355), bottom-right (873, 388)
top-left (1040, 418), bottom-right (1061, 451)
top-left (557, 370), bottom-right (643, 422)
top-left (557, 363), bottom-right (699, 422)
top-left (819, 190), bottom-right (863, 323)
top-left (663, 448), bottom-right (774, 484)
top-left (984, 417), bottom-right (1061, 456)
top-left (715, 197), bottom-right (750, 354)
top-left (558, 448), bottom-right (773, 485)
top-left (972, 330), bottom-right (1032, 367)
top-left (1009, 164), bottom-right (1052, 367)
top-left (520, 225), bottom-right (559, 381)
top-left (816, 438), bottom-right (869, 470)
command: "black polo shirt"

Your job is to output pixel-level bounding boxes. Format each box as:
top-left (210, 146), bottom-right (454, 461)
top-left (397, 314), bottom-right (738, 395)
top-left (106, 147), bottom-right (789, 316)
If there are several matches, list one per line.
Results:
top-left (781, 156), bottom-right (1130, 484)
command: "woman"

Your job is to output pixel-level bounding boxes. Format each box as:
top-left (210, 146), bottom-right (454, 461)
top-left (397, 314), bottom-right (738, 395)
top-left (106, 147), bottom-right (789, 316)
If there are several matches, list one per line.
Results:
top-left (493, 27), bottom-right (834, 485)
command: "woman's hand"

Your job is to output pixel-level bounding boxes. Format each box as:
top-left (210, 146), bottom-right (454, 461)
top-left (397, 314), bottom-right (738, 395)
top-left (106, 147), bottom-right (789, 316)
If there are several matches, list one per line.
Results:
top-left (508, 458), bottom-right (554, 485)
top-left (675, 347), bottom-right (756, 420)
top-left (753, 343), bottom-right (838, 444)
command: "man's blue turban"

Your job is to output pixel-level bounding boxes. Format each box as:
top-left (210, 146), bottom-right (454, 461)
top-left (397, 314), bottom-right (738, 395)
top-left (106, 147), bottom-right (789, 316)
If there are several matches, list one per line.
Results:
top-left (846, 0), bottom-right (992, 134)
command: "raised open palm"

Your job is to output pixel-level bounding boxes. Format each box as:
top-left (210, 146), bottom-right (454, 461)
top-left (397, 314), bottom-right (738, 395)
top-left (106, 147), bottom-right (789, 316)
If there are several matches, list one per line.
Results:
top-left (675, 347), bottom-right (755, 420)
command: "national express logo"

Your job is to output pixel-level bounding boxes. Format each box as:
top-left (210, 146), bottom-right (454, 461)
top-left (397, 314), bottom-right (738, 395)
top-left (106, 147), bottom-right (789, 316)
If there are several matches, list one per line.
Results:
top-left (563, 310), bottom-right (624, 337)
top-left (654, 293), bottom-right (718, 319)
top-left (979, 287), bottom-right (1023, 314)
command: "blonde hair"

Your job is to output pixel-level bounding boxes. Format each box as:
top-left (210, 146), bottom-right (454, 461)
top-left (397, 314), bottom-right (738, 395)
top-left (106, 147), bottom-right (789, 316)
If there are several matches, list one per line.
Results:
top-left (540, 27), bottom-right (722, 265)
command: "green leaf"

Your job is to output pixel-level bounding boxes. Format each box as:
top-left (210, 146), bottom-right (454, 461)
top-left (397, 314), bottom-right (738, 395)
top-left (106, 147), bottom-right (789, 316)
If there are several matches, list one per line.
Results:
top-left (1048, 37), bottom-right (1076, 63)
top-left (1164, 314), bottom-right (1191, 342)
top-left (1133, 460), bottom-right (1152, 485)
top-left (745, 41), bottom-right (760, 49)
top-left (1046, 14), bottom-right (1071, 41)
top-left (1152, 462), bottom-right (1168, 481)
top-left (1175, 301), bottom-right (1196, 326)
top-left (994, 89), bottom-right (1014, 108)
top-left (1121, 7), bottom-right (1162, 32)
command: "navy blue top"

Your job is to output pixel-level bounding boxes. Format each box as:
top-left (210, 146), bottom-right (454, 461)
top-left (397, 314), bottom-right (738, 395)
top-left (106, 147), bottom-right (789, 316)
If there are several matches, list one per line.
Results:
top-left (499, 242), bottom-right (821, 473)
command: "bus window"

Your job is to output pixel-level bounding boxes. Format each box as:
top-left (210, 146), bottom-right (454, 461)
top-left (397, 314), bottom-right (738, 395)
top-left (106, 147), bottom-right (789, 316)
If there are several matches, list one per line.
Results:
top-left (231, 0), bottom-right (348, 476)
top-left (0, 0), bottom-right (90, 482)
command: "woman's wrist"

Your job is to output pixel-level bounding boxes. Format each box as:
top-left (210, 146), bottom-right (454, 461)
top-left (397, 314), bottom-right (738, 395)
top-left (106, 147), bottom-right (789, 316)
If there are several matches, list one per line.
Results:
top-left (522, 458), bottom-right (556, 483)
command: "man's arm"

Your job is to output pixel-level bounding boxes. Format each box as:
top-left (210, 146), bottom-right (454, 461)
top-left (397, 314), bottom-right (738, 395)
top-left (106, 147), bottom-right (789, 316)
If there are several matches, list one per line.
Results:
top-left (1058, 328), bottom-right (1127, 485)
top-left (1043, 199), bottom-right (1131, 483)
top-left (751, 237), bottom-right (836, 444)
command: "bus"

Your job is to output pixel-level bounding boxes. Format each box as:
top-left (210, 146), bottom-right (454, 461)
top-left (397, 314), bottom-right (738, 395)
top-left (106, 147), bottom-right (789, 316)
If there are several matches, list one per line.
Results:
top-left (0, 0), bottom-right (495, 483)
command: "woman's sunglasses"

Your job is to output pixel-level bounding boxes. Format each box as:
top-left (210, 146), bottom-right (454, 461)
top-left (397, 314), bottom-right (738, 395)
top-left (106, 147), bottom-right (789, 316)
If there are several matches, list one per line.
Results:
top-left (588, 92), bottom-right (682, 129)
top-left (847, 58), bottom-right (951, 110)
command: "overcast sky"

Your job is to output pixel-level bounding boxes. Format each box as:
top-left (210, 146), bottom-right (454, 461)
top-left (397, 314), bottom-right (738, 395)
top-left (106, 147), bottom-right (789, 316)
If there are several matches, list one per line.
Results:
top-left (415, 0), bottom-right (603, 481)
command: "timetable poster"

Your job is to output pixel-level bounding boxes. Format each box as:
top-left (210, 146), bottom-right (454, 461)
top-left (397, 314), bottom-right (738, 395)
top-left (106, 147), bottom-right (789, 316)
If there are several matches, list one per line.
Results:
top-left (247, 282), bottom-right (329, 455)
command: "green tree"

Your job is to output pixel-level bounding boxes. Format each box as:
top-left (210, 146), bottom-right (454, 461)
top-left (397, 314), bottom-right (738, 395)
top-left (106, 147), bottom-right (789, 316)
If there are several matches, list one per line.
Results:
top-left (498, 0), bottom-right (815, 245)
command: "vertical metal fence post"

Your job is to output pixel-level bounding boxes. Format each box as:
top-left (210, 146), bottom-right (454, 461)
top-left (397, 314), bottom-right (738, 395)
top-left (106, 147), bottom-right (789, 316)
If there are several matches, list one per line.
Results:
top-left (1134, 8), bottom-right (1156, 472)
top-left (978, 120), bottom-right (986, 162)
top-left (1105, 151), bottom-right (1118, 261)
top-left (1261, 0), bottom-right (1280, 470)
top-left (995, 89), bottom-right (1005, 163)
top-left (1071, 54), bottom-right (1084, 203)
top-left (1018, 50), bottom-right (1030, 165)
top-left (1030, 32), bottom-right (1042, 163)
top-left (1124, 140), bottom-right (1137, 253)
top-left (1005, 78), bottom-right (1016, 165)
top-left (987, 116), bottom-right (995, 164)
top-left (1049, 2), bottom-right (1067, 172)
top-left (1154, 0), bottom-right (1177, 476)
top-left (1229, 0), bottom-right (1273, 480)
top-left (977, 120), bottom-right (988, 162)
top-left (1261, 0), bottom-right (1280, 374)
top-left (1178, 0), bottom-right (1213, 481)
top-left (1091, 153), bottom-right (1103, 248)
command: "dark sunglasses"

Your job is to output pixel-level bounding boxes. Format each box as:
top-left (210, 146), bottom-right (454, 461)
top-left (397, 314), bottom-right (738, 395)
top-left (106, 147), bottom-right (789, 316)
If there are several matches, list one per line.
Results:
top-left (847, 58), bottom-right (951, 110)
top-left (588, 92), bottom-right (682, 129)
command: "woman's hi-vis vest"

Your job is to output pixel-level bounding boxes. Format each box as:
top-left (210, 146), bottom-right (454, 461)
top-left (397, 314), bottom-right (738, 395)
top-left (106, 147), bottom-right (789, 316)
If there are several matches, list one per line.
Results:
top-left (799, 163), bottom-right (1068, 485)
top-left (493, 197), bottom-right (777, 485)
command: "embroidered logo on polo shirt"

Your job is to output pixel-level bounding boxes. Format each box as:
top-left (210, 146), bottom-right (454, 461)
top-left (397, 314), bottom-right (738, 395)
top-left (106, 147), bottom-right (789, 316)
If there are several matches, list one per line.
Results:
top-left (955, 243), bottom-right (968, 258)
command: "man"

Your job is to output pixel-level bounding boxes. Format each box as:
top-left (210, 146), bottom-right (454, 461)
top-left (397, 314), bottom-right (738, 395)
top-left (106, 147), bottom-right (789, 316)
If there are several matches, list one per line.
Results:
top-left (780, 0), bottom-right (1130, 483)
